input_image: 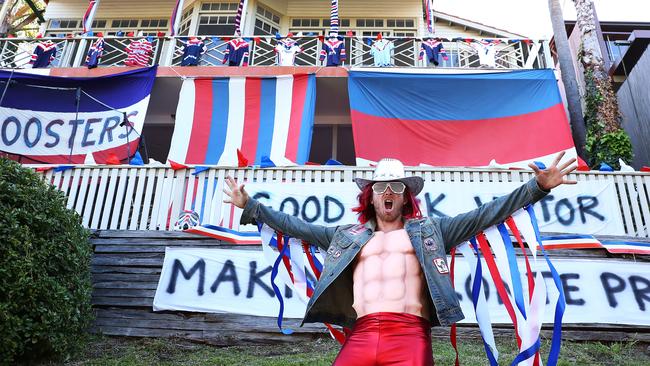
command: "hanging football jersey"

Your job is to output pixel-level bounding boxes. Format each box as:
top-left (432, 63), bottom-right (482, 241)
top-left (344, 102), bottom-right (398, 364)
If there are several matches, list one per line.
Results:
top-left (471, 41), bottom-right (497, 68)
top-left (85, 37), bottom-right (104, 69)
top-left (419, 39), bottom-right (448, 66)
top-left (222, 38), bottom-right (249, 66)
top-left (370, 39), bottom-right (394, 67)
top-left (275, 39), bottom-right (302, 66)
top-left (320, 38), bottom-right (346, 66)
top-left (30, 40), bottom-right (57, 68)
top-left (124, 39), bottom-right (153, 67)
top-left (181, 37), bottom-right (206, 66)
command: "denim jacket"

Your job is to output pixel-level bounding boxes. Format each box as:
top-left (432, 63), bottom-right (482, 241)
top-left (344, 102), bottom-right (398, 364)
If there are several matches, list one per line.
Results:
top-left (240, 178), bottom-right (548, 328)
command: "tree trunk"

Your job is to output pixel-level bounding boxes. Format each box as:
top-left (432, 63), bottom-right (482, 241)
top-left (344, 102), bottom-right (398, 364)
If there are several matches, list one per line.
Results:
top-left (548, 0), bottom-right (587, 159)
top-left (573, 0), bottom-right (619, 132)
top-left (573, 0), bottom-right (632, 168)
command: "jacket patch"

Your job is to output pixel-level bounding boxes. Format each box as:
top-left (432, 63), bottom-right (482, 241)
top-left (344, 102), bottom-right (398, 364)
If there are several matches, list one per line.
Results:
top-left (433, 257), bottom-right (449, 274)
top-left (348, 224), bottom-right (367, 236)
top-left (423, 237), bottom-right (438, 252)
top-left (327, 246), bottom-right (342, 259)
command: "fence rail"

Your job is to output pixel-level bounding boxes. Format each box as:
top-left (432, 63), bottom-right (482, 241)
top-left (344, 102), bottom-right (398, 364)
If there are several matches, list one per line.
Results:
top-left (32, 165), bottom-right (650, 238)
top-left (1, 36), bottom-right (551, 69)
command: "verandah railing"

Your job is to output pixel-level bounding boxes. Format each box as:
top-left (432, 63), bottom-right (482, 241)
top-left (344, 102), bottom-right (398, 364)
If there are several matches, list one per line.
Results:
top-left (32, 165), bottom-right (650, 238)
top-left (0, 35), bottom-right (552, 69)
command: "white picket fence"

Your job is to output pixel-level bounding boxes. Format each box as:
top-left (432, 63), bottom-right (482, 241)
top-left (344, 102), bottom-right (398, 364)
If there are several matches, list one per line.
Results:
top-left (32, 165), bottom-right (650, 238)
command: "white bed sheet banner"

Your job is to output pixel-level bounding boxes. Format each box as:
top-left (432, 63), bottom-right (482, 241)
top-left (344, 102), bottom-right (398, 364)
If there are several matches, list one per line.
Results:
top-left (153, 248), bottom-right (650, 326)
top-left (241, 180), bottom-right (624, 236)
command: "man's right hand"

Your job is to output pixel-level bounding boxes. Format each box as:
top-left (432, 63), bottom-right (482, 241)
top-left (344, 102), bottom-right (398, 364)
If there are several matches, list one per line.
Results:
top-left (223, 176), bottom-right (249, 209)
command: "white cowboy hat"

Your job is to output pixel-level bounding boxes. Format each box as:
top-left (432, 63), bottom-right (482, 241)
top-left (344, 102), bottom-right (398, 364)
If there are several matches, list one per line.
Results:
top-left (355, 158), bottom-right (424, 196)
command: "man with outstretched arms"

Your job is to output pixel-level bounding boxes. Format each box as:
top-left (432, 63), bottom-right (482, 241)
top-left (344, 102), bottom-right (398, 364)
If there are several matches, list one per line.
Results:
top-left (224, 153), bottom-right (576, 365)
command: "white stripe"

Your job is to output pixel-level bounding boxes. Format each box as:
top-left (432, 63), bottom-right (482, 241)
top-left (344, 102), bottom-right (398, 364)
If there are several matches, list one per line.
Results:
top-left (269, 75), bottom-right (295, 166)
top-left (457, 242), bottom-right (499, 362)
top-left (517, 271), bottom-right (547, 366)
top-left (512, 208), bottom-right (541, 261)
top-left (289, 238), bottom-right (309, 303)
top-left (168, 79), bottom-right (195, 163)
top-left (218, 77), bottom-right (246, 166)
top-left (481, 147), bottom-right (578, 170)
top-left (484, 227), bottom-right (516, 303)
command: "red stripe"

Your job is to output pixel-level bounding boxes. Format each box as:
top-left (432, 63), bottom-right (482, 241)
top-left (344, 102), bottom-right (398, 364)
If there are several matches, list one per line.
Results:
top-left (541, 243), bottom-right (603, 249)
top-left (285, 75), bottom-right (308, 162)
top-left (276, 232), bottom-right (295, 283)
top-left (185, 80), bottom-right (213, 163)
top-left (476, 232), bottom-right (522, 348)
top-left (185, 229), bottom-right (262, 244)
top-left (303, 242), bottom-right (322, 279)
top-left (240, 78), bottom-right (262, 163)
top-left (351, 103), bottom-right (574, 166)
top-left (606, 248), bottom-right (650, 255)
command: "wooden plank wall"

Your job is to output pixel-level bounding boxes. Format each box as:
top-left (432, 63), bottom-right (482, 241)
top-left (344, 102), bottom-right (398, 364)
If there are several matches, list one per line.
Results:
top-left (90, 230), bottom-right (650, 344)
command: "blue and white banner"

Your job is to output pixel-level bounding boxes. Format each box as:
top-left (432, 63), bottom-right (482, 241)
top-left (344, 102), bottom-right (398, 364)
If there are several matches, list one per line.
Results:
top-left (0, 67), bottom-right (156, 164)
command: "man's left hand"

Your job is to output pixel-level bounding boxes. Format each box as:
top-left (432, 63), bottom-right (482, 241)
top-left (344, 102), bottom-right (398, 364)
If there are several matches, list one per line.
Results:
top-left (529, 151), bottom-right (578, 191)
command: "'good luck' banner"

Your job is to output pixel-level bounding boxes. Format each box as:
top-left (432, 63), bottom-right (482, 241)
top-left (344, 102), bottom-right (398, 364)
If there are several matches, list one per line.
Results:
top-left (0, 67), bottom-right (156, 164)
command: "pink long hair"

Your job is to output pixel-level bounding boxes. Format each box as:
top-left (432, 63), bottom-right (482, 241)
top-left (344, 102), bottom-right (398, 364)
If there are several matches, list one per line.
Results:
top-left (352, 184), bottom-right (422, 224)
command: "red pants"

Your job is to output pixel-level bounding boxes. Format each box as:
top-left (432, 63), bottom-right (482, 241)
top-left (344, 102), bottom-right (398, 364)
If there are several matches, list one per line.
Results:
top-left (333, 312), bottom-right (434, 366)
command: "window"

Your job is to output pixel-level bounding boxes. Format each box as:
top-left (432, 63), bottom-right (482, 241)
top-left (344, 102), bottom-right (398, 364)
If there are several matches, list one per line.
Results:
top-left (387, 19), bottom-right (414, 28)
top-left (141, 19), bottom-right (168, 28)
top-left (292, 18), bottom-right (320, 27)
top-left (92, 20), bottom-right (107, 28)
top-left (197, 2), bottom-right (238, 35)
top-left (202, 2), bottom-right (238, 11)
top-left (111, 19), bottom-right (139, 28)
top-left (357, 19), bottom-right (383, 28)
top-left (254, 4), bottom-right (280, 35)
top-left (178, 8), bottom-right (193, 35)
top-left (322, 19), bottom-right (350, 27)
top-left (48, 19), bottom-right (79, 29)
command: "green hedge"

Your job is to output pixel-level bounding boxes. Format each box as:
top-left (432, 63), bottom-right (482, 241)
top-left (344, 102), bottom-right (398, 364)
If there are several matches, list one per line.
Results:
top-left (0, 158), bottom-right (93, 364)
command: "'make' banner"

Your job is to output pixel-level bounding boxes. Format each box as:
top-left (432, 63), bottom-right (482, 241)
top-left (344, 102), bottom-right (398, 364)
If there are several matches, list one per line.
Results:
top-left (153, 248), bottom-right (650, 326)
top-left (168, 74), bottom-right (316, 166)
top-left (348, 69), bottom-right (577, 168)
top-left (0, 67), bottom-right (156, 164)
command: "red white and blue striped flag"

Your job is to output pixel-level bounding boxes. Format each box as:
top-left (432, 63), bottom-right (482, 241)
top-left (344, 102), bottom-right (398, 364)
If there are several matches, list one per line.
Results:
top-left (82, 0), bottom-right (100, 34)
top-left (168, 74), bottom-right (316, 166)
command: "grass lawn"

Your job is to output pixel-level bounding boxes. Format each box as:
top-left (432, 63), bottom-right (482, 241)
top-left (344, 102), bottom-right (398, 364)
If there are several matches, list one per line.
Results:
top-left (44, 335), bottom-right (650, 366)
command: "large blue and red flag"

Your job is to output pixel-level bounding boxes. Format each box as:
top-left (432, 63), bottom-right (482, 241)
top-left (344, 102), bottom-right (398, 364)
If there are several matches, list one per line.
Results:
top-left (168, 74), bottom-right (316, 166)
top-left (348, 69), bottom-right (577, 168)
top-left (0, 66), bottom-right (156, 164)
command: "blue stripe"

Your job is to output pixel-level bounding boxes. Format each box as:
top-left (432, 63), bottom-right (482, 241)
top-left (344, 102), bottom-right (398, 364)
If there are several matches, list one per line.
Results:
top-left (309, 245), bottom-right (324, 273)
top-left (601, 241), bottom-right (650, 247)
top-left (0, 66), bottom-right (157, 112)
top-left (255, 78), bottom-right (277, 165)
top-left (296, 75), bottom-right (317, 164)
top-left (541, 234), bottom-right (596, 240)
top-left (348, 69), bottom-right (561, 120)
top-left (204, 79), bottom-right (230, 164)
top-left (469, 238), bottom-right (499, 366)
top-left (201, 224), bottom-right (262, 237)
top-left (526, 205), bottom-right (566, 366)
top-left (498, 223), bottom-right (527, 320)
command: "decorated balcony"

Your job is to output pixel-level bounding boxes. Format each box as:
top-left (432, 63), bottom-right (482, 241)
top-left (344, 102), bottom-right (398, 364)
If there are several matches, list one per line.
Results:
top-left (0, 35), bottom-right (551, 69)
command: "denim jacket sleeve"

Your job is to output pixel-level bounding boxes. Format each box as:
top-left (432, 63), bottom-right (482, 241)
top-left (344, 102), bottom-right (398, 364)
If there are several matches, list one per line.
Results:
top-left (240, 197), bottom-right (337, 251)
top-left (439, 178), bottom-right (549, 251)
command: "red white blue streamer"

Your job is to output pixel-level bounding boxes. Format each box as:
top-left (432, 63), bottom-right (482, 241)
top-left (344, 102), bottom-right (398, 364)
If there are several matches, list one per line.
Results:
top-left (423, 0), bottom-right (434, 34)
top-left (169, 0), bottom-right (185, 36)
top-left (330, 0), bottom-right (339, 32)
top-left (82, 0), bottom-right (100, 34)
top-left (234, 0), bottom-right (246, 33)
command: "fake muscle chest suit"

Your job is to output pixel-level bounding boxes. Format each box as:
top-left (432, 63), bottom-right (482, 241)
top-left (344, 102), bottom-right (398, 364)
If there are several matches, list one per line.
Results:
top-left (353, 229), bottom-right (428, 319)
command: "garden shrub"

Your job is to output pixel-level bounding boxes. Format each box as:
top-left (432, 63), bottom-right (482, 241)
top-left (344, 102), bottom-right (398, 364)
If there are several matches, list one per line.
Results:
top-left (0, 158), bottom-right (93, 364)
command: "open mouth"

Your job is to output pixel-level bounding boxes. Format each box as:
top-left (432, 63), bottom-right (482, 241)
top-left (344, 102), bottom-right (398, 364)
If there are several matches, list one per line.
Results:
top-left (384, 199), bottom-right (393, 210)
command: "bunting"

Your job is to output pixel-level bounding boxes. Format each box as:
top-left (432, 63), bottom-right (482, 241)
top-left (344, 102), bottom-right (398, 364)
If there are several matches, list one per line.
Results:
top-left (330, 0), bottom-right (339, 32)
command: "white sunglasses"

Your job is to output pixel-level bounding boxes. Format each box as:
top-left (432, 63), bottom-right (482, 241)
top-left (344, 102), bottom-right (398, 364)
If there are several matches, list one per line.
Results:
top-left (372, 181), bottom-right (406, 194)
